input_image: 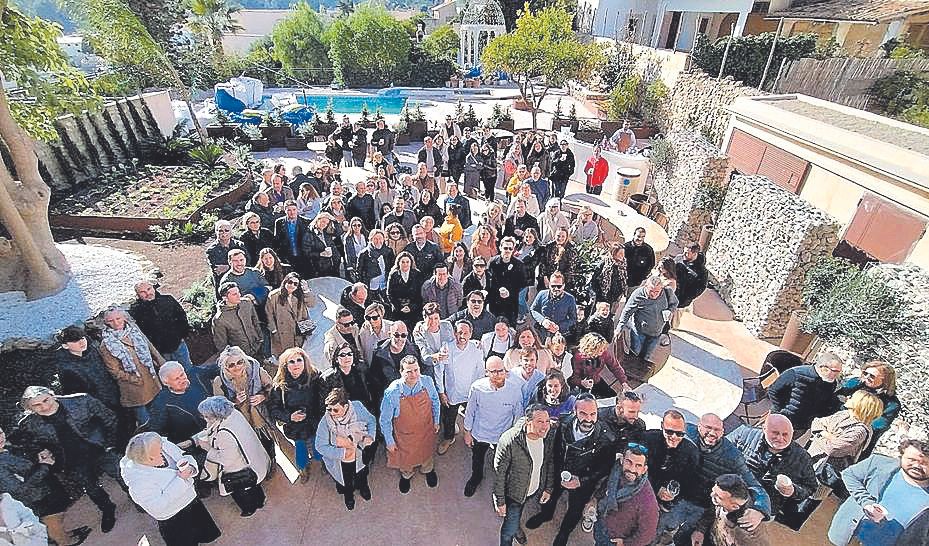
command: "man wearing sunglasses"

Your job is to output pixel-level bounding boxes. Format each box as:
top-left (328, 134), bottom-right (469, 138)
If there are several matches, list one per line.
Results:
top-left (449, 290), bottom-right (496, 339)
top-left (487, 236), bottom-right (527, 324)
top-left (641, 409), bottom-right (700, 511)
top-left (369, 321), bottom-right (428, 399)
top-left (323, 307), bottom-right (362, 364)
top-left (530, 272), bottom-right (578, 338)
top-left (767, 351), bottom-right (844, 438)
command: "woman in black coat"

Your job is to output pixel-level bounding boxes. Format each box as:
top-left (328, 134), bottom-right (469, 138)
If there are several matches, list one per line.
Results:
top-left (413, 189), bottom-right (444, 225)
top-left (385, 251), bottom-right (424, 330)
top-left (446, 135), bottom-right (466, 184)
top-left (319, 342), bottom-right (373, 413)
top-left (241, 212), bottom-right (276, 266)
top-left (479, 142), bottom-right (497, 201)
top-left (301, 213), bottom-right (341, 278)
top-left (267, 347), bottom-right (324, 484)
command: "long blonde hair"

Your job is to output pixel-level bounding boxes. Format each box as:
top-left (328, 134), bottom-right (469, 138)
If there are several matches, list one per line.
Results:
top-left (273, 347), bottom-right (320, 389)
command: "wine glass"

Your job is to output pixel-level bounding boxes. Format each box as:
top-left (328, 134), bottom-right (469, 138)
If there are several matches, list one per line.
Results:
top-left (665, 480), bottom-right (680, 499)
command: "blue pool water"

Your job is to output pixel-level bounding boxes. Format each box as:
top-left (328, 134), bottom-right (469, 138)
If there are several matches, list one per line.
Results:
top-left (295, 95), bottom-right (408, 114)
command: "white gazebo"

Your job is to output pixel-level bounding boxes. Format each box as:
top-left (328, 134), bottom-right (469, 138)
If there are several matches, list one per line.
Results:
top-left (458, 0), bottom-right (506, 67)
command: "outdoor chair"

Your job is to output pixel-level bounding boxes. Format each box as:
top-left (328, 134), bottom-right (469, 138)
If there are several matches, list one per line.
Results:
top-left (735, 360), bottom-right (779, 426)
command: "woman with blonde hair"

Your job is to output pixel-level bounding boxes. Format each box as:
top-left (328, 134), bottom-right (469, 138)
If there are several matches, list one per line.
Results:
top-left (503, 325), bottom-right (555, 372)
top-left (469, 224), bottom-right (499, 262)
top-left (568, 332), bottom-right (631, 398)
top-left (296, 182), bottom-right (322, 221)
top-left (265, 272), bottom-right (314, 358)
top-left (211, 346), bottom-right (275, 462)
top-left (835, 360), bottom-right (900, 457)
top-left (437, 204), bottom-right (463, 254)
top-left (484, 201), bottom-right (506, 240)
top-left (267, 347), bottom-right (323, 483)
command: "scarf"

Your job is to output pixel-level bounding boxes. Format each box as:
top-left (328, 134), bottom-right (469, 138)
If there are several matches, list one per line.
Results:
top-left (101, 322), bottom-right (156, 377)
top-left (599, 257), bottom-right (627, 300)
top-left (220, 356), bottom-right (265, 400)
top-left (598, 463), bottom-right (649, 515)
top-left (326, 402), bottom-right (368, 445)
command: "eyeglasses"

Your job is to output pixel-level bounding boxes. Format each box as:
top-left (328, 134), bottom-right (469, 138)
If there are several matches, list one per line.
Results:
top-left (474, 264), bottom-right (486, 268)
top-left (663, 428), bottom-right (686, 438)
top-left (326, 406), bottom-right (341, 413)
top-left (217, 228), bottom-right (231, 233)
top-left (285, 280), bottom-right (298, 286)
top-left (337, 351), bottom-right (354, 358)
top-left (550, 284), bottom-right (564, 289)
top-left (501, 246), bottom-right (514, 251)
top-left (392, 333), bottom-right (409, 339)
top-left (627, 442), bottom-right (649, 455)
top-left (286, 357), bottom-right (304, 365)
top-left (365, 315), bottom-right (381, 321)
top-left (487, 369), bottom-right (507, 374)
top-left (227, 359), bottom-right (246, 368)
top-left (338, 320), bottom-right (354, 327)
top-left (862, 370), bottom-right (878, 380)
top-left (469, 299), bottom-right (483, 304)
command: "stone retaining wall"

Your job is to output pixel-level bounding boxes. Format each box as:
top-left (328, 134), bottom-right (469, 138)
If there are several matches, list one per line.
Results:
top-left (665, 71), bottom-right (764, 146)
top-left (652, 130), bottom-right (729, 246)
top-left (706, 175), bottom-right (840, 338)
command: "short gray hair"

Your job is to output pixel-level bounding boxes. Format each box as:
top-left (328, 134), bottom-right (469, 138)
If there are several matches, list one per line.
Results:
top-left (125, 432), bottom-right (162, 464)
top-left (158, 361), bottom-right (185, 383)
top-left (198, 396), bottom-right (234, 422)
top-left (217, 346), bottom-right (247, 369)
top-left (214, 219), bottom-right (232, 234)
top-left (21, 386), bottom-right (54, 407)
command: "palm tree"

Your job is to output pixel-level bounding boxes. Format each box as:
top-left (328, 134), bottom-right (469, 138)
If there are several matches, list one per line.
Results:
top-left (188, 0), bottom-right (244, 58)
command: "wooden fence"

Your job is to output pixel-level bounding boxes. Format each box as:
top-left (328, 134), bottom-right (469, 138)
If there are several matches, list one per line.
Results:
top-left (774, 57), bottom-right (929, 110)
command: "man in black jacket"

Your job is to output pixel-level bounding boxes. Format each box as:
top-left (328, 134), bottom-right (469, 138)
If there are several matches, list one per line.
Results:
top-left (727, 414), bottom-right (817, 521)
top-left (417, 136), bottom-right (444, 177)
top-left (129, 281), bottom-right (192, 366)
top-left (334, 115), bottom-right (353, 166)
top-left (640, 409), bottom-right (700, 505)
top-left (525, 394), bottom-right (616, 545)
top-left (502, 198), bottom-right (540, 240)
top-left (598, 390), bottom-right (646, 456)
top-left (549, 139), bottom-right (575, 199)
top-left (347, 180), bottom-right (377, 231)
top-left (448, 291), bottom-right (496, 339)
top-left (767, 352), bottom-right (843, 435)
top-left (487, 237), bottom-right (526, 324)
top-left (404, 224), bottom-right (443, 275)
top-left (370, 118), bottom-right (394, 160)
top-left (623, 227), bottom-right (655, 293)
top-left (273, 200), bottom-right (311, 277)
top-left (674, 242), bottom-right (708, 308)
top-left (368, 321), bottom-right (426, 399)
top-left (340, 282), bottom-right (369, 327)
top-left (381, 196), bottom-right (418, 234)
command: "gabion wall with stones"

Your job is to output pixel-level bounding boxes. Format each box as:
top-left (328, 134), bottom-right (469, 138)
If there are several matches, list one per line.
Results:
top-left (706, 175), bottom-right (840, 338)
top-left (652, 130), bottom-right (729, 247)
top-left (664, 71), bottom-right (764, 147)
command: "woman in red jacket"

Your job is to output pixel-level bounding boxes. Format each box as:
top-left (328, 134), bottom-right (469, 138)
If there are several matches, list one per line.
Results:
top-left (584, 145), bottom-right (609, 195)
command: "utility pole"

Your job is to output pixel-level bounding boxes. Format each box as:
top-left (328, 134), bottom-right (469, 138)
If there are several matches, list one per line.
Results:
top-left (758, 17), bottom-right (784, 90)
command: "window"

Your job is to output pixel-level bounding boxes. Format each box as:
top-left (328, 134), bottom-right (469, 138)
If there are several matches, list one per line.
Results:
top-left (751, 2), bottom-right (771, 14)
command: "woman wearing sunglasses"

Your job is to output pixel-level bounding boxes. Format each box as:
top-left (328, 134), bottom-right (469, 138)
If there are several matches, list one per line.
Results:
top-left (267, 347), bottom-right (323, 484)
top-left (315, 388), bottom-right (376, 510)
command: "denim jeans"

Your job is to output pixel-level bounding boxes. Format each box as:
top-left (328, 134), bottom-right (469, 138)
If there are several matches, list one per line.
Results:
top-left (500, 496), bottom-right (528, 546)
top-left (162, 340), bottom-right (192, 367)
top-left (629, 325), bottom-right (660, 361)
top-left (134, 405), bottom-right (151, 426)
top-left (518, 287), bottom-right (530, 318)
top-left (294, 437), bottom-right (321, 470)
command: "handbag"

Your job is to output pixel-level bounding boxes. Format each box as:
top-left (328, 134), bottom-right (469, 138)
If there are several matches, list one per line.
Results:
top-left (296, 319), bottom-right (316, 336)
top-left (217, 428), bottom-right (259, 491)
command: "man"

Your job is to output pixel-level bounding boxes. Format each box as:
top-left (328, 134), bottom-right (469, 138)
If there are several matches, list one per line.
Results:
top-left (449, 290), bottom-right (496, 339)
top-left (692, 474), bottom-right (770, 546)
top-left (494, 404), bottom-right (556, 546)
top-left (599, 390), bottom-right (647, 457)
top-left (206, 219), bottom-right (246, 285)
top-left (211, 283), bottom-right (262, 359)
top-left (339, 282), bottom-right (369, 327)
top-left (412, 302), bottom-right (456, 401)
top-left (417, 136), bottom-right (444, 178)
top-left (146, 361), bottom-right (216, 449)
top-left (767, 351), bottom-right (843, 436)
top-left (526, 165), bottom-right (550, 213)
top-left (727, 414), bottom-right (817, 522)
top-left (829, 436), bottom-right (929, 546)
top-left (618, 275), bottom-right (678, 362)
top-left (503, 198), bottom-right (540, 240)
top-left (370, 118), bottom-right (395, 160)
top-left (404, 224), bottom-right (443, 275)
top-left (640, 409), bottom-right (700, 506)
top-left (359, 302), bottom-right (394, 367)
top-left (506, 164), bottom-right (530, 198)
top-left (13, 386), bottom-right (122, 533)
top-left (435, 320), bottom-right (484, 455)
top-left (288, 164), bottom-right (311, 196)
top-left (624, 227), bottom-right (655, 292)
top-left (334, 115), bottom-right (353, 166)
top-left (323, 307), bottom-right (363, 364)
top-left (539, 199), bottom-right (570, 247)
top-left (549, 139), bottom-right (575, 200)
top-left (486, 237), bottom-right (526, 323)
top-left (660, 414), bottom-right (771, 546)
top-left (509, 349), bottom-right (546, 406)
top-left (219, 249), bottom-right (270, 307)
top-left (264, 173), bottom-right (295, 205)
top-left (586, 443), bottom-right (659, 546)
top-left (674, 242), bottom-right (708, 308)
top-left (609, 120), bottom-right (637, 153)
top-left (129, 281), bottom-right (192, 367)
top-left (347, 180), bottom-right (377, 231)
top-left (461, 125), bottom-right (478, 153)
top-left (380, 356), bottom-right (441, 493)
top-left (440, 180), bottom-right (472, 229)
top-left (463, 356), bottom-right (525, 497)
top-left (369, 321), bottom-right (425, 398)
top-left (530, 271), bottom-right (578, 339)
top-left (381, 196), bottom-right (418, 234)
top-left (528, 393), bottom-right (617, 545)
top-left (273, 200), bottom-right (310, 277)
top-left (439, 114), bottom-right (462, 140)
top-left (421, 263), bottom-right (463, 319)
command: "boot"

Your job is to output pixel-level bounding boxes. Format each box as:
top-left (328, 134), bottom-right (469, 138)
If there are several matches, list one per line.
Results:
top-left (299, 465), bottom-right (313, 484)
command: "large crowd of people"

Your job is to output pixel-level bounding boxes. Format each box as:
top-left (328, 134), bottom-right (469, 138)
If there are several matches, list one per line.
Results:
top-left (1, 118), bottom-right (926, 546)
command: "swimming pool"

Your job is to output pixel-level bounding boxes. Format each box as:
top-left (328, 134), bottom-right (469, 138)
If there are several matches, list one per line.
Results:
top-left (295, 95), bottom-right (408, 114)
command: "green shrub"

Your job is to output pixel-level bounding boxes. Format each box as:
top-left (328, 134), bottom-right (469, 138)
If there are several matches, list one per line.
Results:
top-left (188, 141), bottom-right (226, 168)
top-left (649, 137), bottom-right (676, 174)
top-left (607, 74), bottom-right (640, 121)
top-left (181, 274), bottom-right (218, 329)
top-left (692, 32), bottom-right (817, 88)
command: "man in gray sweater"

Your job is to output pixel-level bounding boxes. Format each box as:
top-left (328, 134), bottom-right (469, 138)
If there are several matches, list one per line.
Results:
top-left (618, 275), bottom-right (678, 361)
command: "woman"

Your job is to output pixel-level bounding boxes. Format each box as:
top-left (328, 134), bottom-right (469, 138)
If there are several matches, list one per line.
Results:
top-left (373, 177), bottom-right (396, 219)
top-left (414, 189), bottom-right (443, 226)
top-left (371, 152), bottom-right (396, 183)
top-left (446, 134), bottom-right (466, 184)
top-left (325, 134), bottom-right (343, 166)
top-left (296, 183), bottom-right (322, 221)
top-left (121, 432), bottom-right (221, 546)
top-left (479, 142), bottom-right (497, 201)
top-left (503, 326), bottom-right (555, 372)
top-left (420, 216), bottom-right (439, 245)
top-left (515, 228), bottom-right (541, 322)
top-left (314, 388), bottom-right (376, 510)
top-left (384, 222), bottom-right (410, 257)
top-left (503, 139), bottom-right (523, 181)
top-left (267, 347), bottom-right (323, 483)
top-left (531, 369), bottom-right (576, 420)
top-left (342, 217), bottom-right (368, 282)
top-left (835, 361), bottom-right (901, 457)
top-left (322, 195), bottom-right (347, 230)
top-left (54, 325), bottom-right (121, 419)
top-left (479, 316), bottom-right (516, 360)
top-left (198, 396), bottom-right (270, 518)
top-left (320, 342), bottom-right (373, 411)
top-left (434, 134), bottom-right (450, 179)
top-left (484, 201), bottom-right (506, 241)
top-left (570, 205), bottom-right (601, 243)
top-left (303, 213), bottom-right (341, 278)
top-left (265, 272), bottom-right (313, 358)
top-left (437, 204), bottom-right (463, 254)
top-left (211, 346), bottom-right (275, 462)
top-left (526, 139), bottom-right (551, 178)
top-left (584, 144), bottom-right (609, 195)
top-left (469, 225), bottom-right (499, 262)
top-left (256, 248), bottom-right (290, 289)
top-left (318, 164), bottom-right (337, 196)
top-left (568, 332), bottom-right (631, 398)
top-left (463, 141), bottom-right (483, 198)
top-left (99, 307), bottom-right (164, 426)
top-left (398, 174), bottom-right (421, 209)
top-left (462, 256), bottom-right (491, 297)
top-left (386, 251), bottom-right (424, 329)
top-left (546, 333), bottom-right (572, 379)
top-left (538, 227), bottom-right (575, 290)
top-left (412, 162), bottom-right (438, 197)
top-left (446, 241), bottom-right (472, 284)
top-left (507, 183), bottom-right (540, 217)
top-left (350, 122), bottom-right (367, 167)
top-left (240, 212), bottom-right (275, 267)
top-left (357, 229), bottom-right (395, 301)
top-left (590, 245), bottom-right (627, 315)
top-left (245, 192), bottom-right (277, 234)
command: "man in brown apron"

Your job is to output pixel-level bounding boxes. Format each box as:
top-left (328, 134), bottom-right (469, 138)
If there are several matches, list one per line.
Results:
top-left (379, 355), bottom-right (441, 493)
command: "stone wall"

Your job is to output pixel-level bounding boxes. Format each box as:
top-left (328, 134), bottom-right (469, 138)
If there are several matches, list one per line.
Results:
top-left (652, 130), bottom-right (729, 247)
top-left (706, 175), bottom-right (840, 338)
top-left (664, 70), bottom-right (764, 147)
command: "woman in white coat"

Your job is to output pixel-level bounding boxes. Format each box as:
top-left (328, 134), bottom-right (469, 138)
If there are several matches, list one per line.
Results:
top-left (120, 432), bottom-right (221, 546)
top-left (314, 388), bottom-right (376, 511)
top-left (0, 493), bottom-right (45, 546)
top-left (197, 396), bottom-right (270, 518)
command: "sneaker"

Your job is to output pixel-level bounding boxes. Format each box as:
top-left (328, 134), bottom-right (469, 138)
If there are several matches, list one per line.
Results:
top-left (525, 514), bottom-right (550, 530)
top-left (299, 465), bottom-right (312, 484)
top-left (359, 484), bottom-right (372, 501)
top-left (463, 477), bottom-right (479, 497)
top-left (344, 495), bottom-right (355, 511)
top-left (514, 528), bottom-right (528, 545)
top-left (659, 334), bottom-right (671, 347)
top-left (399, 477), bottom-right (411, 494)
top-left (240, 509), bottom-right (256, 518)
top-left (437, 437), bottom-right (455, 455)
top-left (100, 505), bottom-right (116, 533)
top-left (581, 517), bottom-right (595, 533)
top-left (425, 471), bottom-right (438, 488)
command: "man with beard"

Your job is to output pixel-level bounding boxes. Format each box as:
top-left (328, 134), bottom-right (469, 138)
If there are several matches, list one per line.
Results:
top-left (674, 242), bottom-right (708, 309)
top-left (829, 436), bottom-right (929, 546)
top-left (487, 237), bottom-right (526, 324)
top-left (691, 474), bottom-right (771, 546)
top-left (623, 227), bottom-right (655, 294)
top-left (586, 443), bottom-right (659, 546)
top-left (641, 409), bottom-right (700, 508)
top-left (449, 290), bottom-right (496, 339)
top-left (404, 224), bottom-right (443, 276)
top-left (381, 196), bottom-right (418, 234)
top-left (599, 390), bottom-right (647, 457)
top-left (526, 394), bottom-right (617, 545)
top-left (130, 282), bottom-right (192, 367)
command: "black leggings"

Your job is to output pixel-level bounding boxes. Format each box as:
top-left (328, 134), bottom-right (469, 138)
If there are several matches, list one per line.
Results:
top-left (482, 176), bottom-right (496, 200)
top-left (336, 461), bottom-right (370, 499)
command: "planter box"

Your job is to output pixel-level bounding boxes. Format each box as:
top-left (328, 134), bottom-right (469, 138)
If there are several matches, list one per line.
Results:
top-left (632, 125), bottom-right (658, 139)
top-left (552, 119), bottom-right (579, 133)
top-left (460, 120), bottom-right (480, 130)
top-left (575, 130), bottom-right (601, 144)
top-left (426, 129), bottom-right (440, 139)
top-left (250, 138), bottom-right (271, 152)
top-left (206, 125), bottom-right (238, 140)
top-left (395, 133), bottom-right (410, 146)
top-left (316, 122), bottom-right (337, 137)
top-left (495, 119), bottom-right (515, 132)
top-left (408, 120), bottom-right (428, 141)
top-left (285, 136), bottom-right (308, 151)
top-left (260, 125), bottom-right (290, 147)
top-left (362, 121), bottom-right (377, 129)
top-left (600, 121), bottom-right (621, 137)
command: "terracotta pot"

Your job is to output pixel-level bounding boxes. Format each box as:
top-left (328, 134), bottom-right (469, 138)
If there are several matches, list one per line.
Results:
top-left (781, 310), bottom-right (815, 355)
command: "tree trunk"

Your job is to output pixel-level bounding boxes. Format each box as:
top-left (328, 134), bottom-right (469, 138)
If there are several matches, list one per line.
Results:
top-left (0, 83), bottom-right (70, 299)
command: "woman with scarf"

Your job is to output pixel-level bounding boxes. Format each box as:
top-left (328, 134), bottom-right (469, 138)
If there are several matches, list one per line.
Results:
top-left (320, 342), bottom-right (373, 412)
top-left (99, 306), bottom-right (165, 427)
top-left (211, 346), bottom-right (275, 463)
top-left (342, 217), bottom-right (368, 282)
top-left (590, 245), bottom-right (628, 316)
top-left (357, 229), bottom-right (395, 302)
top-left (385, 251), bottom-right (424, 330)
top-left (267, 347), bottom-right (323, 484)
top-left (315, 388), bottom-right (376, 510)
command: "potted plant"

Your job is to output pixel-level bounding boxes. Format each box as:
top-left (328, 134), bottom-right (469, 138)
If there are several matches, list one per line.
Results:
top-left (259, 109), bottom-right (291, 147)
top-left (497, 106), bottom-right (515, 132)
top-left (241, 124), bottom-right (270, 152)
top-left (360, 102), bottom-right (373, 128)
top-left (694, 180), bottom-right (727, 250)
top-left (393, 118), bottom-right (410, 146)
top-left (286, 120), bottom-right (315, 151)
top-left (461, 104), bottom-right (480, 130)
top-left (407, 103), bottom-right (427, 141)
top-left (454, 100), bottom-right (465, 124)
top-left (206, 110), bottom-right (238, 140)
top-left (552, 99), bottom-right (579, 132)
top-left (603, 74), bottom-right (641, 137)
top-left (374, 105), bottom-right (384, 125)
top-left (314, 98), bottom-right (337, 138)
